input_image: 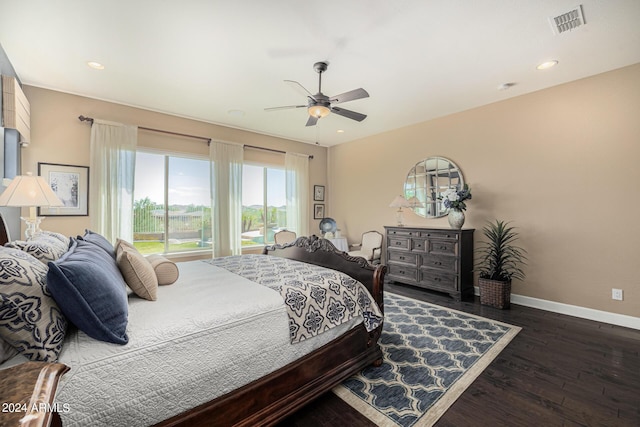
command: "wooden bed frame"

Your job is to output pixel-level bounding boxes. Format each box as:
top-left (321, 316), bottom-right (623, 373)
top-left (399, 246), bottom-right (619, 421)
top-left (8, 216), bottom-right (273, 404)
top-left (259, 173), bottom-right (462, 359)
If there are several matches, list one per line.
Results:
top-left (5, 235), bottom-right (384, 426)
top-left (155, 235), bottom-right (386, 427)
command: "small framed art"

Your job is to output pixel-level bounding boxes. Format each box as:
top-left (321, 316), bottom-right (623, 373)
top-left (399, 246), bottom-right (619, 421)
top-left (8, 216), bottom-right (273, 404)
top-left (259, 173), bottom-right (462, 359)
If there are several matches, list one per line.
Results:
top-left (38, 162), bottom-right (90, 216)
top-left (314, 204), bottom-right (325, 219)
top-left (314, 185), bottom-right (325, 201)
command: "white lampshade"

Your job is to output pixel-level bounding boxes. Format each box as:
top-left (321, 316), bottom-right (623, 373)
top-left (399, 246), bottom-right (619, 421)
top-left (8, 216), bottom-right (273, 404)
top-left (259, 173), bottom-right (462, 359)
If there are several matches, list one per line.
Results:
top-left (389, 195), bottom-right (410, 208)
top-left (0, 173), bottom-right (64, 238)
top-left (0, 173), bottom-right (64, 208)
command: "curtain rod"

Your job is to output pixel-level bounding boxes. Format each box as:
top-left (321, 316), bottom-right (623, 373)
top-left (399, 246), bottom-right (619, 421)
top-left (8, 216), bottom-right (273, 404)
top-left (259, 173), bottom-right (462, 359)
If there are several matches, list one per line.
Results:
top-left (244, 144), bottom-right (313, 160)
top-left (78, 115), bottom-right (211, 143)
top-left (78, 116), bottom-right (313, 159)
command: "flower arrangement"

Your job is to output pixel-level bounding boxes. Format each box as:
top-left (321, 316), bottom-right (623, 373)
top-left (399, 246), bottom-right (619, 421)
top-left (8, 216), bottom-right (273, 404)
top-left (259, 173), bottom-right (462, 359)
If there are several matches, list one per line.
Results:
top-left (439, 184), bottom-right (472, 211)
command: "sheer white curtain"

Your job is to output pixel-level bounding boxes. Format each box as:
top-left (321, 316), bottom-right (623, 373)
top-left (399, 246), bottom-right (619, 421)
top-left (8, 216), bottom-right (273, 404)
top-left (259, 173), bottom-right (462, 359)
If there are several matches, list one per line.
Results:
top-left (285, 152), bottom-right (310, 237)
top-left (210, 141), bottom-right (243, 257)
top-left (89, 119), bottom-right (138, 243)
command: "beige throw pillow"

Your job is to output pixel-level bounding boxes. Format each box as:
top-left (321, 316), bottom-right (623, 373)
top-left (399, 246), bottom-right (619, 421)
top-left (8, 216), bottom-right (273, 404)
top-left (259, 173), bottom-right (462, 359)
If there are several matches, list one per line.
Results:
top-left (115, 238), bottom-right (137, 256)
top-left (117, 247), bottom-right (158, 301)
top-left (146, 254), bottom-right (179, 285)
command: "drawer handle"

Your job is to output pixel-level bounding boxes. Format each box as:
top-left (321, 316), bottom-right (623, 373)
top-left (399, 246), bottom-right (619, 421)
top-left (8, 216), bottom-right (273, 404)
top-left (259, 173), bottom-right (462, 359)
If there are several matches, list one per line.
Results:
top-left (395, 241), bottom-right (402, 246)
top-left (399, 270), bottom-right (405, 274)
top-left (434, 261), bottom-right (442, 265)
top-left (440, 246), bottom-right (447, 250)
top-left (399, 256), bottom-right (405, 260)
top-left (434, 277), bottom-right (441, 281)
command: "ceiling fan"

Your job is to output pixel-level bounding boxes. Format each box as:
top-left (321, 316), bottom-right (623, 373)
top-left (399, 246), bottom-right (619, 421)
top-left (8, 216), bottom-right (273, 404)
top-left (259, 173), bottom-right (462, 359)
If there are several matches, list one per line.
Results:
top-left (265, 61), bottom-right (369, 127)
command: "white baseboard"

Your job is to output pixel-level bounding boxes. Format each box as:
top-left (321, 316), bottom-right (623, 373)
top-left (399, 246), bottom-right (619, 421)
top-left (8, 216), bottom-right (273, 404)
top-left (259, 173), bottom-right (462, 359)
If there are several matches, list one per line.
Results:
top-left (473, 287), bottom-right (640, 330)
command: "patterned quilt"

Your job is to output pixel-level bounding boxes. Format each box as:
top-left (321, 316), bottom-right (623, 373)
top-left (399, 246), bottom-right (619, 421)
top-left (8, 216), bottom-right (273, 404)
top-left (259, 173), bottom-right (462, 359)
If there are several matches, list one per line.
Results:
top-left (208, 255), bottom-right (383, 343)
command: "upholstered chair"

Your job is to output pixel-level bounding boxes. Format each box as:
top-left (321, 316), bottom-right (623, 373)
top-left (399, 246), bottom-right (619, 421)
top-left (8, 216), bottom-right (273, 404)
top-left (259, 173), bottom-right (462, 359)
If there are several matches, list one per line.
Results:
top-left (274, 230), bottom-right (297, 245)
top-left (347, 230), bottom-right (383, 264)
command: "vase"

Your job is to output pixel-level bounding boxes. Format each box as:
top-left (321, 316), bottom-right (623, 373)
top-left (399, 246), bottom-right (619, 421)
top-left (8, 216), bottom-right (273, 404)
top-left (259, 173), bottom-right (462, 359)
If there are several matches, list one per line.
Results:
top-left (447, 209), bottom-right (465, 229)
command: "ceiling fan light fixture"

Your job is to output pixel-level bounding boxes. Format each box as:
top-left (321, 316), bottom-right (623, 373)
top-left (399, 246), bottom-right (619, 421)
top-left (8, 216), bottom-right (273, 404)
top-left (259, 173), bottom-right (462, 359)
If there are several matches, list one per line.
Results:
top-left (308, 105), bottom-right (330, 118)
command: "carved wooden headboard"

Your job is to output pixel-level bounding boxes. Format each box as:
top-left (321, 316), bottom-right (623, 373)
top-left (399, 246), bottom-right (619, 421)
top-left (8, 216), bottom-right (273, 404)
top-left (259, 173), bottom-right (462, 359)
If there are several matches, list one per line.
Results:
top-left (0, 213), bottom-right (10, 245)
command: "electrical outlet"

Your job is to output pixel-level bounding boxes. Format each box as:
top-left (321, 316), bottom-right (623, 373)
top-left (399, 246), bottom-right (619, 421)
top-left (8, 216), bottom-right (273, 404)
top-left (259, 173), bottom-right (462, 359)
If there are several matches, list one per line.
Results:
top-left (612, 288), bottom-right (624, 301)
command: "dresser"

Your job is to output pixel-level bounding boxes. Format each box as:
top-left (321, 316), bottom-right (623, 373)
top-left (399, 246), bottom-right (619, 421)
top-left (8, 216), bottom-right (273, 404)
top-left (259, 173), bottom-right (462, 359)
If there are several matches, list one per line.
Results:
top-left (384, 226), bottom-right (474, 300)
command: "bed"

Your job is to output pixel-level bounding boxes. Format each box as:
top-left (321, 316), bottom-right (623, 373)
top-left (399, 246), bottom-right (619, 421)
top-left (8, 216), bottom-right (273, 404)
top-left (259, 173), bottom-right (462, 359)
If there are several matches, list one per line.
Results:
top-left (0, 233), bottom-right (385, 426)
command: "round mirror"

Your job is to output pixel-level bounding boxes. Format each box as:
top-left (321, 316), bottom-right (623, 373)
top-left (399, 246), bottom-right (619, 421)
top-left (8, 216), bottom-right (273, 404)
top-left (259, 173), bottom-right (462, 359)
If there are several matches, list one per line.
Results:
top-left (404, 157), bottom-right (464, 218)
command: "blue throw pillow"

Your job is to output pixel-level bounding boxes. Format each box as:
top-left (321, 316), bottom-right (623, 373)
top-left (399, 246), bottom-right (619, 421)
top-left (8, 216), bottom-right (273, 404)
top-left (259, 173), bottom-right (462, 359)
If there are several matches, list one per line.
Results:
top-left (47, 238), bottom-right (129, 344)
top-left (78, 229), bottom-right (116, 259)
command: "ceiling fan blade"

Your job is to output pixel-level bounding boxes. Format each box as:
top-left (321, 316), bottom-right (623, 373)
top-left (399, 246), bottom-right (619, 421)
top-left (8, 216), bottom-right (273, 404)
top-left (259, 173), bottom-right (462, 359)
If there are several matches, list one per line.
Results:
top-left (331, 106), bottom-right (367, 122)
top-left (306, 115), bottom-right (319, 127)
top-left (285, 80), bottom-right (317, 101)
top-left (329, 88), bottom-right (369, 105)
top-left (264, 105), bottom-right (307, 111)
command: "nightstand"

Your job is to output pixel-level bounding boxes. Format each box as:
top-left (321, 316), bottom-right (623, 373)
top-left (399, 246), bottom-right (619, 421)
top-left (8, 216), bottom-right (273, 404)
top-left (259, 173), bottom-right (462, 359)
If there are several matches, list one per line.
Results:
top-left (0, 362), bottom-right (69, 427)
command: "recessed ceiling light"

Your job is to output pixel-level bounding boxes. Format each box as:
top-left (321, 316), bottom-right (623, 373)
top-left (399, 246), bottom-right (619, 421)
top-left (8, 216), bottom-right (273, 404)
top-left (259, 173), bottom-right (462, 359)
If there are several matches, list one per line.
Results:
top-left (536, 60), bottom-right (558, 70)
top-left (87, 61), bottom-right (105, 70)
top-left (337, 129), bottom-right (344, 133)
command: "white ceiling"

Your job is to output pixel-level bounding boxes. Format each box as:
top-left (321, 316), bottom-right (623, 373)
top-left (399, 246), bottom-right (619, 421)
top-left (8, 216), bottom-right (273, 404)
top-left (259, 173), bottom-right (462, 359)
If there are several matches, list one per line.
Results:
top-left (1, 0), bottom-right (639, 147)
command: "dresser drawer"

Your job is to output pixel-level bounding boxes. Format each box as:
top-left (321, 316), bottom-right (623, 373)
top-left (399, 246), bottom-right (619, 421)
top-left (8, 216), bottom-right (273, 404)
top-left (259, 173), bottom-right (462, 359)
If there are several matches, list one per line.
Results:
top-left (428, 239), bottom-right (458, 256)
top-left (411, 238), bottom-right (427, 252)
top-left (423, 230), bottom-right (459, 240)
top-left (422, 254), bottom-right (458, 272)
top-left (420, 269), bottom-right (458, 291)
top-left (388, 251), bottom-right (418, 265)
top-left (387, 228), bottom-right (421, 237)
top-left (388, 264), bottom-right (418, 282)
top-left (388, 236), bottom-right (410, 250)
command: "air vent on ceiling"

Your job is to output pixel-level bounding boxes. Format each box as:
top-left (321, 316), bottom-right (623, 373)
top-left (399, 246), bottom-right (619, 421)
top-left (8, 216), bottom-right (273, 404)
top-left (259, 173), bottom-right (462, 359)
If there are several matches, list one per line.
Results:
top-left (550, 5), bottom-right (586, 35)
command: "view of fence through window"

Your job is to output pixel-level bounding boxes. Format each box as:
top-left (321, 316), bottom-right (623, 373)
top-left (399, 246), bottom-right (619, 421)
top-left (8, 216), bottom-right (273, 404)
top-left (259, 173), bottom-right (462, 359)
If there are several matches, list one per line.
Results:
top-left (242, 164), bottom-right (286, 246)
top-left (133, 152), bottom-right (287, 254)
top-left (134, 152), bottom-right (211, 254)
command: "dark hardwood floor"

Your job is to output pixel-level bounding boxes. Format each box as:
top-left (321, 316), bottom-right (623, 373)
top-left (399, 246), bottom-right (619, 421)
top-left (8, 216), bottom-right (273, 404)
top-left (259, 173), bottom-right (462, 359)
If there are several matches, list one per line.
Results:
top-left (278, 282), bottom-right (640, 427)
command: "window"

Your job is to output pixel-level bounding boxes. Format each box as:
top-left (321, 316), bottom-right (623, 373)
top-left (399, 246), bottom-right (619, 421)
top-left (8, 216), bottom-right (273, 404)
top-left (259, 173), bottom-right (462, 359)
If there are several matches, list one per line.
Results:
top-left (241, 164), bottom-right (286, 247)
top-left (133, 151), bottom-right (211, 254)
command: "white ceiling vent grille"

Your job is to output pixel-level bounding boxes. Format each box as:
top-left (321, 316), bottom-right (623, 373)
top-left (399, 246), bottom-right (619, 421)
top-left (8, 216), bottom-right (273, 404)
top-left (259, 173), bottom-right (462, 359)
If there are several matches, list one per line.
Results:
top-left (550, 5), bottom-right (586, 35)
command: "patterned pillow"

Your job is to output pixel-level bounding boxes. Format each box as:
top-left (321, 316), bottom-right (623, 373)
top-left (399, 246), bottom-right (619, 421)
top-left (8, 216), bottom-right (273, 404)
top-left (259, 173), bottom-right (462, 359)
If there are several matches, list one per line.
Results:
top-left (0, 247), bottom-right (68, 361)
top-left (117, 246), bottom-right (158, 301)
top-left (5, 234), bottom-right (68, 265)
top-left (31, 230), bottom-right (69, 245)
top-left (146, 254), bottom-right (180, 285)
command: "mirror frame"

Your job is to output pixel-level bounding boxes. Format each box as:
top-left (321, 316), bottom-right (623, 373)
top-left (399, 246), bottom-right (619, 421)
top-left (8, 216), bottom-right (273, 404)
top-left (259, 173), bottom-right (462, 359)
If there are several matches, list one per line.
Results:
top-left (403, 156), bottom-right (465, 218)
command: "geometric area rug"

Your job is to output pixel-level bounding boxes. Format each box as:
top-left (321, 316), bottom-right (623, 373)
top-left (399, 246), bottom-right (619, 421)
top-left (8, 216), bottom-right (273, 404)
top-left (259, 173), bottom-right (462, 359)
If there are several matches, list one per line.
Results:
top-left (333, 292), bottom-right (521, 427)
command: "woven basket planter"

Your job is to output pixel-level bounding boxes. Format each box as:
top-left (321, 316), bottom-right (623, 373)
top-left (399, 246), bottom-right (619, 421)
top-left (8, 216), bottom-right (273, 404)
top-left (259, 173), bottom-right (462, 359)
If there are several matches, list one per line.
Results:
top-left (479, 278), bottom-right (512, 309)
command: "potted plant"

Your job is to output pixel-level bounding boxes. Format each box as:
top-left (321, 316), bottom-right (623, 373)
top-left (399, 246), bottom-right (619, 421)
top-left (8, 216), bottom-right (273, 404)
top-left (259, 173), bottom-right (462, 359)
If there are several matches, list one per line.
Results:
top-left (475, 220), bottom-right (527, 309)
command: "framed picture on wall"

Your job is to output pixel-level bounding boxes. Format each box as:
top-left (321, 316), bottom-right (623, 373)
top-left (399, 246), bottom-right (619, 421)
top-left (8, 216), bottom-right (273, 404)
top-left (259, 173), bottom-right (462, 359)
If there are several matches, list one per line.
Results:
top-left (314, 204), bottom-right (325, 219)
top-left (38, 163), bottom-right (90, 216)
top-left (314, 185), bottom-right (325, 201)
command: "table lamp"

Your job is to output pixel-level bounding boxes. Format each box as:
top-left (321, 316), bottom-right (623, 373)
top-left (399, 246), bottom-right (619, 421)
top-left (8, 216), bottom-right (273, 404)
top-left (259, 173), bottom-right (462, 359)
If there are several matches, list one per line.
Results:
top-left (0, 172), bottom-right (64, 239)
top-left (389, 195), bottom-right (411, 227)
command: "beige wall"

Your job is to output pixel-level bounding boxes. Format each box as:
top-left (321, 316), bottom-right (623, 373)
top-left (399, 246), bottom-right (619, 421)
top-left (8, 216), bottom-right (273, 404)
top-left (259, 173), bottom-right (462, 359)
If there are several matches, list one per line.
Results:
top-left (21, 86), bottom-right (327, 241)
top-left (329, 63), bottom-right (640, 317)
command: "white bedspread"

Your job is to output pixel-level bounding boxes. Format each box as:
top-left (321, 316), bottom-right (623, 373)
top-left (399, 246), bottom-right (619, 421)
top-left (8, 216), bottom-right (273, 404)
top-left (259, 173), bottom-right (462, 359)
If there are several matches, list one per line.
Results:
top-left (1, 260), bottom-right (361, 426)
